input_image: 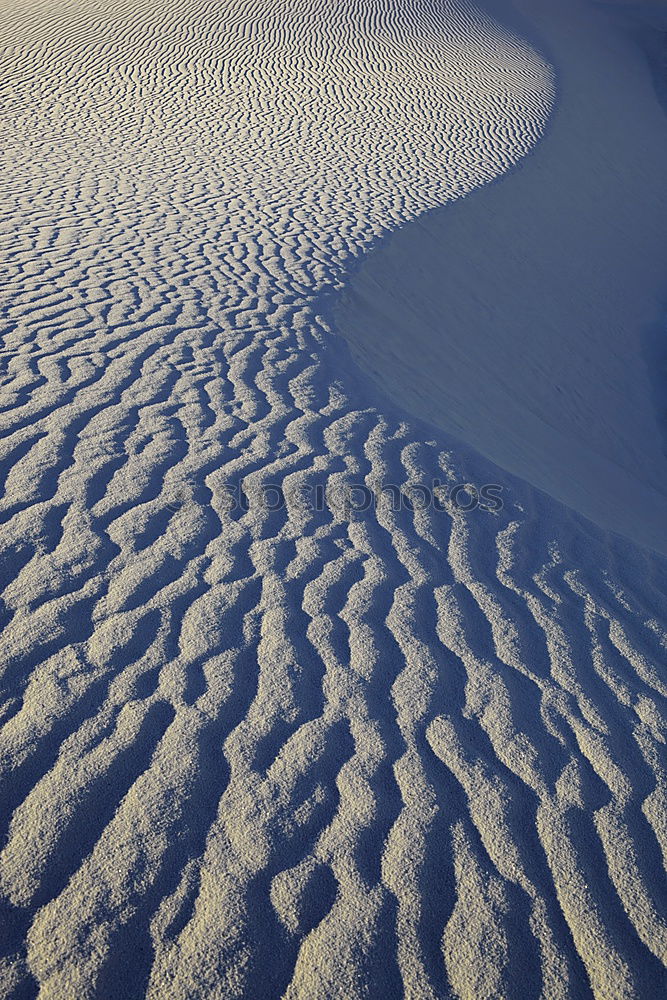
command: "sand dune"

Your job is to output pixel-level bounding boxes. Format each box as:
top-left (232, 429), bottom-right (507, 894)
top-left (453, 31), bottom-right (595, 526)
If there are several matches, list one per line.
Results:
top-left (0, 1), bottom-right (666, 998)
top-left (335, 0), bottom-right (667, 555)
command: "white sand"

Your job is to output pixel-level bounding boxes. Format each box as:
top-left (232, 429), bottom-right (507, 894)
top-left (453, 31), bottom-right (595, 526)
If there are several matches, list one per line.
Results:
top-left (0, 1), bottom-right (666, 998)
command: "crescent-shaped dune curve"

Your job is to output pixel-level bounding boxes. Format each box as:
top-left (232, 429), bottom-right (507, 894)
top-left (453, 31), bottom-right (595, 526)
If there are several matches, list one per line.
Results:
top-left (0, 2), bottom-right (666, 1000)
top-left (335, 0), bottom-right (667, 557)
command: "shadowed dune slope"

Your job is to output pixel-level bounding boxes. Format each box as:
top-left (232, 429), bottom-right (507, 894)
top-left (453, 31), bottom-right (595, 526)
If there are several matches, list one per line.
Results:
top-left (0, 1), bottom-right (666, 999)
top-left (336, 0), bottom-right (667, 556)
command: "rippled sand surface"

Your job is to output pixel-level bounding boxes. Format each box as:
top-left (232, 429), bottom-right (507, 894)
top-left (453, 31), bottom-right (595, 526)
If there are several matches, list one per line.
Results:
top-left (1, 1), bottom-right (666, 998)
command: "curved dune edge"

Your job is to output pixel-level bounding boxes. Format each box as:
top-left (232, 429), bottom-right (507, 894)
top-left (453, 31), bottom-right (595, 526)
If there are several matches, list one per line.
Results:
top-left (1, 2), bottom-right (666, 1000)
top-left (335, 0), bottom-right (667, 556)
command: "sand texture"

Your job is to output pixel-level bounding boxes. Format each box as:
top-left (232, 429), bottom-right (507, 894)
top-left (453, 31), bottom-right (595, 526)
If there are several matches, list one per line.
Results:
top-left (1, 1), bottom-right (666, 998)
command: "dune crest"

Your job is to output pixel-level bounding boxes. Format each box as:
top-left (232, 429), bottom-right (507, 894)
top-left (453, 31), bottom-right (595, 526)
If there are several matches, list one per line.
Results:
top-left (336, 0), bottom-right (667, 556)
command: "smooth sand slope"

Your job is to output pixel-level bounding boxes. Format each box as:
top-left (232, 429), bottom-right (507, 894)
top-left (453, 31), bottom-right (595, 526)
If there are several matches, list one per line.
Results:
top-left (336, 0), bottom-right (667, 555)
top-left (0, 1), bottom-right (666, 999)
